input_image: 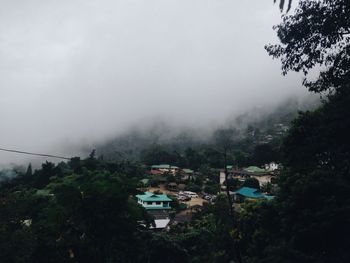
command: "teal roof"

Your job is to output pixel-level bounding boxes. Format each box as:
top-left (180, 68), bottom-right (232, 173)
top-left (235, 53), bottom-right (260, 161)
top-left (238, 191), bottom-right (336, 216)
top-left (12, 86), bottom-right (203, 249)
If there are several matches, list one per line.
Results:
top-left (226, 165), bottom-right (233, 169)
top-left (182, 168), bottom-right (194, 174)
top-left (136, 192), bottom-right (172, 202)
top-left (264, 195), bottom-right (275, 200)
top-left (235, 187), bottom-right (273, 200)
top-left (244, 166), bottom-right (266, 173)
top-left (151, 164), bottom-right (179, 169)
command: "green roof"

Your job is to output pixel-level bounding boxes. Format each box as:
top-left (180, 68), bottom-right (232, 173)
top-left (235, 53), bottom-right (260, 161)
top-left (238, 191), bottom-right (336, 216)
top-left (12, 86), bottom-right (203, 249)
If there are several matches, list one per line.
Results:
top-left (244, 166), bottom-right (266, 173)
top-left (35, 189), bottom-right (53, 196)
top-left (140, 179), bottom-right (149, 185)
top-left (226, 165), bottom-right (234, 169)
top-left (136, 192), bottom-right (172, 202)
top-left (182, 168), bottom-right (194, 174)
top-left (151, 164), bottom-right (179, 169)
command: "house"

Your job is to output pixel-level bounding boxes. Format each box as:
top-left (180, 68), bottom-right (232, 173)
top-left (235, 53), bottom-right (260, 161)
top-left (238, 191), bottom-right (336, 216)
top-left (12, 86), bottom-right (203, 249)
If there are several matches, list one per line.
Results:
top-left (140, 178), bottom-right (150, 186)
top-left (137, 197), bottom-right (173, 230)
top-left (233, 187), bottom-right (274, 202)
top-left (220, 165), bottom-right (275, 187)
top-left (180, 168), bottom-right (194, 180)
top-left (151, 164), bottom-right (180, 175)
top-left (182, 168), bottom-right (194, 174)
top-left (149, 169), bottom-right (163, 175)
top-left (150, 219), bottom-right (171, 230)
top-left (243, 166), bottom-right (266, 174)
top-left (140, 210), bottom-right (172, 230)
top-left (264, 162), bottom-right (279, 171)
top-left (136, 192), bottom-right (172, 210)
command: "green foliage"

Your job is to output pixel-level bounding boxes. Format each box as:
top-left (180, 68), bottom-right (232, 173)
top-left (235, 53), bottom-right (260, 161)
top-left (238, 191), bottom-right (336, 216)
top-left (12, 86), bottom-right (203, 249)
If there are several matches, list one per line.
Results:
top-left (242, 178), bottom-right (260, 190)
top-left (266, 0), bottom-right (350, 93)
top-left (204, 183), bottom-right (220, 195)
top-left (225, 178), bottom-right (242, 192)
top-left (0, 158), bottom-right (156, 263)
top-left (185, 182), bottom-right (202, 193)
top-left (251, 144), bottom-right (280, 166)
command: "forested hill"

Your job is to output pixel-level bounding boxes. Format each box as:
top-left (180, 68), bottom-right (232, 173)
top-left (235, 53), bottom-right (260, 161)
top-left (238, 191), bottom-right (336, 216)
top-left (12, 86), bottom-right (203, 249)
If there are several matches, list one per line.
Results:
top-left (95, 96), bottom-right (319, 167)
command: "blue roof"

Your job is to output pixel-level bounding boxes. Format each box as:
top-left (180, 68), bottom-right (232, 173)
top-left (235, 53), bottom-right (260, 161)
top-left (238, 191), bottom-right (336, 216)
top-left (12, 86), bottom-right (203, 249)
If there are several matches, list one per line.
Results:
top-left (136, 192), bottom-right (172, 202)
top-left (235, 187), bottom-right (274, 200)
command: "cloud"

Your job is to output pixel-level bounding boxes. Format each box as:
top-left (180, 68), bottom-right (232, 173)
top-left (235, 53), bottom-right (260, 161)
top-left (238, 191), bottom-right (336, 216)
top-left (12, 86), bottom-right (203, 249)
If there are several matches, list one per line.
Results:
top-left (0, 0), bottom-right (310, 165)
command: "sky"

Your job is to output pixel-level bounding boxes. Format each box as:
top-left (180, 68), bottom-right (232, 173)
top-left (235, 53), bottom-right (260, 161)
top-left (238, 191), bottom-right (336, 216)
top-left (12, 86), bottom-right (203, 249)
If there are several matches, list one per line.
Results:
top-left (0, 0), bottom-right (310, 166)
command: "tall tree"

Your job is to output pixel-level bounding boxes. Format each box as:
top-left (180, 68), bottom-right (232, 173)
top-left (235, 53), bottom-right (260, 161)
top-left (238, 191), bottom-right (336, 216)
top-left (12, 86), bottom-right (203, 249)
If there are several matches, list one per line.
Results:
top-left (266, 0), bottom-right (350, 94)
top-left (213, 128), bottom-right (242, 263)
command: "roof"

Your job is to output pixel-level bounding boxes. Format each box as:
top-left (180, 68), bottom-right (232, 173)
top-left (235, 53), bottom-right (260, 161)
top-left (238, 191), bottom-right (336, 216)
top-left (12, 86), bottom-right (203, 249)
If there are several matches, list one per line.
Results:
top-left (235, 187), bottom-right (274, 200)
top-left (235, 187), bottom-right (266, 199)
top-left (140, 179), bottom-right (149, 185)
top-left (36, 189), bottom-right (53, 196)
top-left (226, 165), bottom-right (234, 169)
top-left (152, 219), bottom-right (171, 229)
top-left (150, 170), bottom-right (163, 175)
top-left (136, 192), bottom-right (172, 202)
top-left (244, 166), bottom-right (266, 173)
top-left (151, 164), bottom-right (179, 169)
top-left (182, 168), bottom-right (194, 174)
top-left (141, 219), bottom-right (170, 229)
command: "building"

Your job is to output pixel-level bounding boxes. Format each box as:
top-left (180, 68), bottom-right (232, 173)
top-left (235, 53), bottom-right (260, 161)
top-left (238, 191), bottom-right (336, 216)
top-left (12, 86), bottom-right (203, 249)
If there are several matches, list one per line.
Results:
top-left (180, 168), bottom-right (194, 180)
top-left (220, 166), bottom-right (275, 187)
top-left (264, 162), bottom-right (279, 171)
top-left (151, 164), bottom-right (180, 175)
top-left (136, 192), bottom-right (172, 210)
top-left (136, 192), bottom-right (173, 230)
top-left (233, 187), bottom-right (274, 202)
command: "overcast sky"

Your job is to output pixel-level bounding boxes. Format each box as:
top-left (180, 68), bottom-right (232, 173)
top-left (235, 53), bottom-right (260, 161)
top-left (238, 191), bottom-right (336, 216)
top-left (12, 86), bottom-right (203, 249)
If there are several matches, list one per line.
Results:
top-left (0, 0), bottom-right (309, 166)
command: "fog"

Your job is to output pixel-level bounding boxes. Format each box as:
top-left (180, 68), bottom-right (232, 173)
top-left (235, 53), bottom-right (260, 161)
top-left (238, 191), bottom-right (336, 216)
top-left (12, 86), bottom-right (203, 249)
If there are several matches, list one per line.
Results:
top-left (0, 0), bottom-right (311, 166)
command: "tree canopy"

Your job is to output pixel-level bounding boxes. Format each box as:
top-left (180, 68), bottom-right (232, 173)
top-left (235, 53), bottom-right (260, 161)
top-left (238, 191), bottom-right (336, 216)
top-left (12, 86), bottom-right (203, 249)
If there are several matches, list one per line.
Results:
top-left (266, 0), bottom-right (350, 93)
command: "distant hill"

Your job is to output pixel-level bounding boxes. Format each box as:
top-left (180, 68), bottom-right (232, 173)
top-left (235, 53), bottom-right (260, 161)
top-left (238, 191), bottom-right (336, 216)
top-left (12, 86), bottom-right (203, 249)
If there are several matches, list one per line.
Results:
top-left (95, 95), bottom-right (320, 163)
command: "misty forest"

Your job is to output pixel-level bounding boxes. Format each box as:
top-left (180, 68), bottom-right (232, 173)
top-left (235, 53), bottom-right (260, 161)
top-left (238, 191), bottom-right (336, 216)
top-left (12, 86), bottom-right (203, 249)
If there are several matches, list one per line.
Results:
top-left (1, 0), bottom-right (349, 262)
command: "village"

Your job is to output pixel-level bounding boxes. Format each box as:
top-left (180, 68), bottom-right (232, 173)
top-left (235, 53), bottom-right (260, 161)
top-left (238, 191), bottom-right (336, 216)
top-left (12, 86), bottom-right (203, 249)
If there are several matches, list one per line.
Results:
top-left (136, 162), bottom-right (278, 230)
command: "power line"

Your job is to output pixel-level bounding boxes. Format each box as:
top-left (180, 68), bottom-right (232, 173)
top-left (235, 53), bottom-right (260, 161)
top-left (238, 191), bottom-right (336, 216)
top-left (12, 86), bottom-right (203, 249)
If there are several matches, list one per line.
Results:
top-left (0, 147), bottom-right (71, 160)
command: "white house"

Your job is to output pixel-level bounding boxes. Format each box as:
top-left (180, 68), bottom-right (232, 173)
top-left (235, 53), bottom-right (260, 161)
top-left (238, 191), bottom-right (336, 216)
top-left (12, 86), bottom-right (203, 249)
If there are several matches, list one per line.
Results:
top-left (264, 162), bottom-right (279, 171)
top-left (136, 192), bottom-right (172, 210)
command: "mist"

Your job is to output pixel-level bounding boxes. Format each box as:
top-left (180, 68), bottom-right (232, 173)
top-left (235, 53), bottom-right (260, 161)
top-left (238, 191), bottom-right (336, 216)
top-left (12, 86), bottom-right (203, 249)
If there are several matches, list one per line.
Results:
top-left (0, 0), bottom-right (312, 166)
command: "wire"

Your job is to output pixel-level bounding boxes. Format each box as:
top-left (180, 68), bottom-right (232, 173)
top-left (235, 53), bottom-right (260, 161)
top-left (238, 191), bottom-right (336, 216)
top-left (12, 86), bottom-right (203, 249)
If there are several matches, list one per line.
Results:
top-left (0, 147), bottom-right (71, 160)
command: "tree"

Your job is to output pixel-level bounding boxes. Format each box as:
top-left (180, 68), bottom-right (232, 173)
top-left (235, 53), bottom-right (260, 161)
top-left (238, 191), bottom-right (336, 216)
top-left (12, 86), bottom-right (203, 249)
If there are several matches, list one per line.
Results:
top-left (251, 143), bottom-right (279, 166)
top-left (242, 178), bottom-right (260, 190)
top-left (212, 128), bottom-right (242, 263)
top-left (266, 0), bottom-right (350, 94)
top-left (25, 163), bottom-right (33, 177)
top-left (274, 0), bottom-right (293, 12)
top-left (225, 178), bottom-right (242, 192)
top-left (247, 1), bottom-right (350, 262)
top-left (212, 129), bottom-right (237, 215)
